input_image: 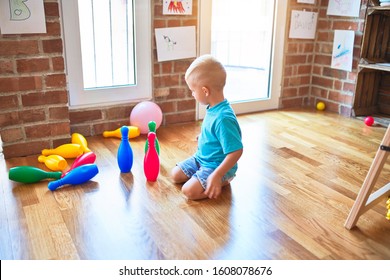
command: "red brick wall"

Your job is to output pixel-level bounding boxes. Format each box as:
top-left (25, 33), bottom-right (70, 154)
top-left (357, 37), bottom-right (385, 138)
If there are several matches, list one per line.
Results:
top-left (0, 0), bottom-right (69, 158)
top-left (280, 0), bottom-right (317, 109)
top-left (280, 0), bottom-right (368, 116)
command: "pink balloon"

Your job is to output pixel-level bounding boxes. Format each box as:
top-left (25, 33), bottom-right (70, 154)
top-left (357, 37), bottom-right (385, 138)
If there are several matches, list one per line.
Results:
top-left (130, 101), bottom-right (163, 134)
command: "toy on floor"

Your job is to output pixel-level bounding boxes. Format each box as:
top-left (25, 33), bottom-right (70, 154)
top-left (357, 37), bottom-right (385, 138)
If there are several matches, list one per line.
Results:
top-left (42, 143), bottom-right (83, 158)
top-left (71, 133), bottom-right (91, 153)
top-left (144, 132), bottom-right (160, 182)
top-left (103, 126), bottom-right (140, 139)
top-left (316, 101), bottom-right (325, 111)
top-left (9, 166), bottom-right (62, 183)
top-left (117, 126), bottom-right (133, 173)
top-left (38, 155), bottom-right (68, 171)
top-left (62, 151), bottom-right (96, 177)
top-left (144, 121), bottom-right (160, 155)
top-left (364, 116), bottom-right (374, 126)
top-left (130, 101), bottom-right (163, 134)
top-left (386, 197), bottom-right (390, 221)
top-left (48, 164), bottom-right (99, 191)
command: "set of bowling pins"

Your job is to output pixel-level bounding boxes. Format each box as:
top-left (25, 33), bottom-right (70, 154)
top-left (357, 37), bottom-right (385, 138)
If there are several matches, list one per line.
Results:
top-left (9, 133), bottom-right (99, 190)
top-left (9, 122), bottom-right (159, 190)
top-left (117, 121), bottom-right (160, 182)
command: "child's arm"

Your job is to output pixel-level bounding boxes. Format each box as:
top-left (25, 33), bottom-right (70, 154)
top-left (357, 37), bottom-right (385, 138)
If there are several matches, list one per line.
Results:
top-left (204, 148), bottom-right (243, 199)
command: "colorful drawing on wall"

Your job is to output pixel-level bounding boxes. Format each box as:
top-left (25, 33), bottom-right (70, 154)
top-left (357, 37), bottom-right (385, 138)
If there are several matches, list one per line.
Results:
top-left (0, 0), bottom-right (46, 34)
top-left (331, 30), bottom-right (355, 72)
top-left (289, 10), bottom-right (318, 39)
top-left (155, 26), bottom-right (196, 62)
top-left (163, 0), bottom-right (193, 15)
top-left (327, 0), bottom-right (361, 17)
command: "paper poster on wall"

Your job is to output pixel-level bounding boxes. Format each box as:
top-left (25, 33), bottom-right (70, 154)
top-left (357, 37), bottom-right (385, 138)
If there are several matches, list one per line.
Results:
top-left (155, 26), bottom-right (196, 62)
top-left (297, 0), bottom-right (316, 4)
top-left (0, 0), bottom-right (46, 34)
top-left (163, 0), bottom-right (193, 15)
top-left (331, 30), bottom-right (355, 72)
top-left (289, 10), bottom-right (318, 39)
top-left (327, 0), bottom-right (361, 17)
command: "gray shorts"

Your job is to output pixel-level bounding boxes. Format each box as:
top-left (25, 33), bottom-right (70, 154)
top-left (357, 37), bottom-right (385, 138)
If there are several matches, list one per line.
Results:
top-left (177, 156), bottom-right (235, 189)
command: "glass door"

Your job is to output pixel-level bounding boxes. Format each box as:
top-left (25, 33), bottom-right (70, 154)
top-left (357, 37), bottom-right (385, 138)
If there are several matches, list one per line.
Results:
top-left (198, 0), bottom-right (287, 118)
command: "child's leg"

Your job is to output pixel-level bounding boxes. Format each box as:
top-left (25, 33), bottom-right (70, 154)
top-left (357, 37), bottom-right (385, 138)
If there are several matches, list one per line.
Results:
top-left (171, 157), bottom-right (207, 200)
top-left (171, 165), bottom-right (189, 183)
top-left (182, 177), bottom-right (231, 200)
top-left (172, 157), bottom-right (232, 200)
top-left (171, 164), bottom-right (207, 199)
top-left (181, 177), bottom-right (208, 200)
top-left (171, 156), bottom-right (198, 183)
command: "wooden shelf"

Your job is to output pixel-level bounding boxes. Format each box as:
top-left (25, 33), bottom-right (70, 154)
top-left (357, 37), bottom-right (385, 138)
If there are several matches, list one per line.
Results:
top-left (369, 0), bottom-right (390, 11)
top-left (368, 6), bottom-right (390, 15)
top-left (353, 3), bottom-right (390, 117)
top-left (359, 62), bottom-right (390, 72)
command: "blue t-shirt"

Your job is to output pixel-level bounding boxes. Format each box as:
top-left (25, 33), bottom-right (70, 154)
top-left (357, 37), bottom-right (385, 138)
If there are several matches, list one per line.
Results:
top-left (195, 99), bottom-right (243, 177)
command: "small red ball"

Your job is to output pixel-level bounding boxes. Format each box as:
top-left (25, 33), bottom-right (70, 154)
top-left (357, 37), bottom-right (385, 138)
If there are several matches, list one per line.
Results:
top-left (364, 116), bottom-right (374, 126)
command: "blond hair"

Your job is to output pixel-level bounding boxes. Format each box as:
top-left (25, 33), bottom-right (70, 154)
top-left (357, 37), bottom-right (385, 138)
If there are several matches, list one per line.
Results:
top-left (185, 54), bottom-right (226, 91)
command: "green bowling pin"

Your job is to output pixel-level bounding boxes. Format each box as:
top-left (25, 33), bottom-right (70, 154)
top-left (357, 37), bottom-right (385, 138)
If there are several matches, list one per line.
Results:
top-left (9, 166), bottom-right (62, 184)
top-left (144, 121), bottom-right (160, 155)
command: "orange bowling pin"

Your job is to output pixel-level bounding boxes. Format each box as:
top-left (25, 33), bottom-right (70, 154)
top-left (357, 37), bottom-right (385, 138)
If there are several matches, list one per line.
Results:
top-left (103, 126), bottom-right (140, 139)
top-left (42, 143), bottom-right (83, 158)
top-left (71, 133), bottom-right (91, 153)
top-left (38, 155), bottom-right (68, 171)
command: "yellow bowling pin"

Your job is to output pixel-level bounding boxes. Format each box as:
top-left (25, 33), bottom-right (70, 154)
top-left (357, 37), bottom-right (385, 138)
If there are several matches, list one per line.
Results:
top-left (71, 133), bottom-right (91, 153)
top-left (42, 143), bottom-right (83, 158)
top-left (103, 126), bottom-right (140, 139)
top-left (38, 155), bottom-right (68, 171)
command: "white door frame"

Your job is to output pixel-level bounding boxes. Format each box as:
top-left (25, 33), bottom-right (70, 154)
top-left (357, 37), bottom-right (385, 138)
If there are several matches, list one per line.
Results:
top-left (197, 0), bottom-right (287, 119)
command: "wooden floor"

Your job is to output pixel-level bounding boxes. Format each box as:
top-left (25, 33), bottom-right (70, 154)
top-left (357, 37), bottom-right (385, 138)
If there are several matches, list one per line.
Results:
top-left (1, 109), bottom-right (390, 260)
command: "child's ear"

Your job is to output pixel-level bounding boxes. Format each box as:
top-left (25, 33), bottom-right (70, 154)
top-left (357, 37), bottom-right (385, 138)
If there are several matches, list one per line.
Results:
top-left (201, 86), bottom-right (210, 96)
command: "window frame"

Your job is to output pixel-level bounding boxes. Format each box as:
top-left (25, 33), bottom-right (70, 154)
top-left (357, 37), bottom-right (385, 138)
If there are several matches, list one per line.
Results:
top-left (60, 0), bottom-right (152, 109)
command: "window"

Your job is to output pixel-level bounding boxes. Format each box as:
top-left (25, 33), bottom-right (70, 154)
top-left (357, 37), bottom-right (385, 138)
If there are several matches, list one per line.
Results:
top-left (78, 0), bottom-right (135, 89)
top-left (61, 0), bottom-right (151, 108)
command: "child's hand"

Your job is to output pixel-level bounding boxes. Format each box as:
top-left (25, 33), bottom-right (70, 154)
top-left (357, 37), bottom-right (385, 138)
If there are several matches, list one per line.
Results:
top-left (205, 172), bottom-right (223, 199)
